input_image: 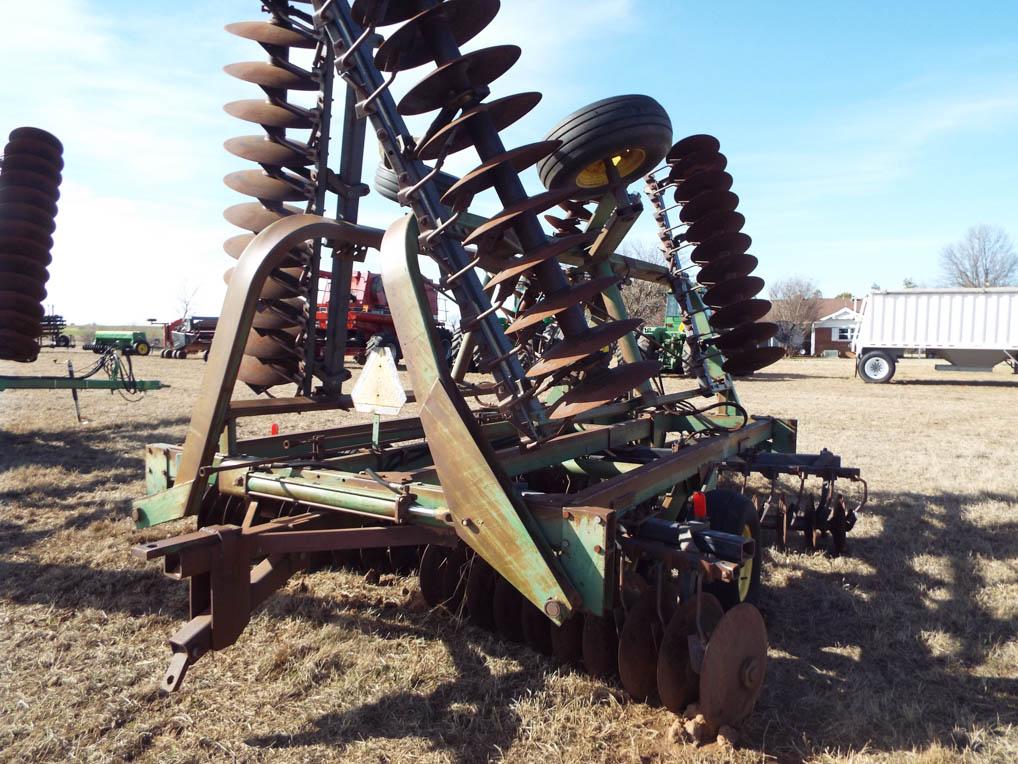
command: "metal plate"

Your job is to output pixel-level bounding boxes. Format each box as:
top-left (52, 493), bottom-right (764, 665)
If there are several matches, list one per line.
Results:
top-left (417, 92), bottom-right (543, 160)
top-left (666, 134), bottom-right (721, 163)
top-left (224, 169), bottom-right (309, 202)
top-left (224, 135), bottom-right (311, 167)
top-left (690, 231), bottom-right (752, 263)
top-left (656, 593), bottom-right (725, 713)
top-left (679, 189), bottom-right (740, 223)
top-left (398, 45), bottom-right (521, 115)
top-left (0, 170), bottom-right (60, 200)
top-left (703, 275), bottom-right (765, 308)
top-left (237, 355), bottom-right (298, 389)
top-left (442, 140), bottom-right (561, 210)
top-left (722, 345), bottom-right (785, 376)
top-left (374, 0), bottom-right (500, 72)
top-left (223, 99), bottom-right (314, 129)
top-left (550, 360), bottom-right (661, 419)
top-left (0, 328), bottom-right (40, 361)
top-left (223, 202), bottom-right (303, 232)
top-left (618, 589), bottom-right (663, 702)
top-left (251, 298), bottom-right (305, 330)
top-left (244, 326), bottom-right (299, 360)
top-left (0, 254), bottom-right (48, 283)
top-left (714, 321), bottom-right (778, 352)
top-left (8, 126), bottom-right (62, 151)
top-left (2, 273), bottom-right (46, 302)
top-left (492, 574), bottom-right (525, 643)
top-left (698, 603), bottom-right (768, 728)
top-left (0, 152), bottom-right (63, 180)
top-left (483, 232), bottom-right (591, 292)
top-left (708, 298), bottom-right (772, 330)
top-left (225, 21), bottom-right (316, 49)
top-left (527, 318), bottom-right (643, 378)
top-left (685, 210), bottom-right (745, 245)
top-left (224, 61), bottom-right (317, 91)
top-left (0, 203), bottom-right (56, 233)
top-left (0, 187), bottom-right (58, 217)
top-left (505, 275), bottom-right (621, 334)
top-left (674, 170), bottom-right (733, 203)
top-left (696, 253), bottom-right (758, 286)
top-left (666, 149), bottom-right (726, 183)
top-left (0, 309), bottom-right (42, 337)
top-left (0, 232), bottom-right (52, 260)
top-left (3, 138), bottom-right (64, 168)
top-left (582, 613), bottom-right (619, 677)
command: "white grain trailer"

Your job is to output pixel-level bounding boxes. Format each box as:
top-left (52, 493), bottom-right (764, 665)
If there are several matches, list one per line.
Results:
top-left (852, 288), bottom-right (1018, 383)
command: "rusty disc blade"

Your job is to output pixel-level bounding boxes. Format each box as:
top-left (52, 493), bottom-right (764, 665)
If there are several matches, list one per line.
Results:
top-left (8, 127), bottom-right (62, 151)
top-left (0, 170), bottom-right (61, 200)
top-left (550, 360), bottom-right (661, 420)
top-left (225, 169), bottom-right (309, 202)
top-left (0, 186), bottom-right (58, 217)
top-left (440, 544), bottom-right (470, 611)
top-left (463, 187), bottom-right (585, 248)
top-left (582, 613), bottom-right (619, 678)
top-left (261, 268), bottom-right (304, 300)
top-left (696, 253), bottom-right (758, 286)
top-left (465, 556), bottom-right (498, 630)
top-left (223, 201), bottom-right (302, 232)
top-left (417, 92), bottom-right (543, 160)
top-left (690, 231), bottom-right (752, 263)
top-left (251, 298), bottom-right (305, 330)
top-left (0, 233), bottom-right (52, 261)
top-left (374, 0), bottom-right (500, 72)
top-left (703, 275), bottom-right (765, 308)
top-left (522, 601), bottom-right (553, 655)
top-left (223, 232), bottom-right (308, 266)
top-left (238, 355), bottom-right (299, 389)
top-left (722, 345), bottom-right (785, 376)
top-left (559, 199), bottom-right (593, 221)
top-left (224, 99), bottom-right (314, 129)
top-left (493, 575), bottom-right (526, 643)
top-left (3, 138), bottom-right (64, 168)
top-left (398, 45), bottom-right (521, 115)
top-left (505, 275), bottom-right (621, 334)
top-left (666, 134), bottom-right (720, 163)
top-left (0, 152), bottom-right (63, 180)
top-left (225, 20), bottom-right (316, 49)
top-left (551, 615), bottom-right (584, 666)
top-left (360, 546), bottom-right (391, 573)
top-left (714, 321), bottom-right (778, 352)
top-left (666, 149), bottom-right (726, 184)
top-left (224, 135), bottom-right (311, 167)
top-left (0, 329), bottom-right (40, 361)
top-left (0, 203), bottom-right (56, 234)
top-left (0, 309), bottom-right (42, 337)
top-left (527, 318), bottom-right (643, 378)
top-left (388, 544), bottom-right (420, 574)
top-left (2, 273), bottom-right (46, 302)
top-left (685, 210), bottom-right (745, 245)
top-left (674, 170), bottom-right (733, 203)
top-left (224, 61), bottom-right (317, 91)
top-left (656, 593), bottom-right (725, 713)
top-left (544, 214), bottom-right (580, 233)
top-left (442, 140), bottom-right (561, 210)
top-left (709, 298), bottom-right (772, 331)
top-left (618, 590), bottom-right (663, 702)
top-left (679, 189), bottom-right (740, 224)
top-left (484, 232), bottom-right (592, 293)
top-left (245, 326), bottom-right (299, 360)
top-left (699, 603), bottom-right (768, 728)
top-left (0, 254), bottom-right (48, 283)
top-left (352, 0), bottom-right (421, 26)
top-left (418, 544), bottom-right (448, 607)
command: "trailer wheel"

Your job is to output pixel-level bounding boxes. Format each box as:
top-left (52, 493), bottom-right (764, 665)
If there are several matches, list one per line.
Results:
top-left (704, 489), bottom-right (762, 609)
top-left (537, 94), bottom-right (672, 192)
top-left (133, 340), bottom-right (150, 356)
top-left (858, 350), bottom-right (895, 383)
top-left (56, 334), bottom-right (70, 348)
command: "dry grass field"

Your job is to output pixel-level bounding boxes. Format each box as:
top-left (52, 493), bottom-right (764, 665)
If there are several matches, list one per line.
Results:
top-left (1, 352), bottom-right (1016, 763)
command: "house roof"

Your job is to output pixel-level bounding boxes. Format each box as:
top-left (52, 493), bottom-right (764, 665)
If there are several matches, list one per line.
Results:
top-left (816, 306), bottom-right (861, 322)
top-left (762, 297), bottom-right (856, 323)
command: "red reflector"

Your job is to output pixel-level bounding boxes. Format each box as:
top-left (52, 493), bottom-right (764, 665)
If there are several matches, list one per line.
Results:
top-left (692, 491), bottom-right (707, 519)
top-left (270, 422), bottom-right (279, 436)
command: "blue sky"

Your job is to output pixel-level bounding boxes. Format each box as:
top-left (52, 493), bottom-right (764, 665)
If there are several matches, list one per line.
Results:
top-left (2, 0), bottom-right (1016, 323)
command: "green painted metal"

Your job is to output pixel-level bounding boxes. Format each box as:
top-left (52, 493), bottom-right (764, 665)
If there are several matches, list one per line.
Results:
top-left (132, 480), bottom-right (195, 528)
top-left (0, 376), bottom-right (165, 391)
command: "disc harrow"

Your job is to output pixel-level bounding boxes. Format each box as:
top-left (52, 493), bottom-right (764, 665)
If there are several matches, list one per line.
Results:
top-left (0, 127), bottom-right (63, 363)
top-left (127, 0), bottom-right (866, 741)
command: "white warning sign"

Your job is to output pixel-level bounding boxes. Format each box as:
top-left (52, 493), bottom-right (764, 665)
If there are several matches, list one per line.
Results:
top-left (351, 346), bottom-right (407, 416)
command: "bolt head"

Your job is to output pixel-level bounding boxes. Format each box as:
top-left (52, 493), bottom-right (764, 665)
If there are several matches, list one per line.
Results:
top-left (544, 599), bottom-right (563, 619)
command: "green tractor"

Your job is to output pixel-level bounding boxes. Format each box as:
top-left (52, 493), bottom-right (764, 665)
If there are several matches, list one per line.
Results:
top-left (84, 330), bottom-right (151, 356)
top-left (636, 294), bottom-right (689, 374)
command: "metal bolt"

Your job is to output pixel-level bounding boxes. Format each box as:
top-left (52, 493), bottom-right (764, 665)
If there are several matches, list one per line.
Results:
top-left (593, 544), bottom-right (604, 555)
top-left (544, 599), bottom-right (563, 619)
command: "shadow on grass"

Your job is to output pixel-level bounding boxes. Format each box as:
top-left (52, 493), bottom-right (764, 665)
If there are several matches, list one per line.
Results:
top-left (891, 377), bottom-right (1018, 388)
top-left (742, 487), bottom-right (1018, 759)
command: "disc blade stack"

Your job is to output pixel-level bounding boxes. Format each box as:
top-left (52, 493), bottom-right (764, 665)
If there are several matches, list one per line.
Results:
top-left (658, 134), bottom-right (782, 375)
top-left (356, 0), bottom-right (664, 419)
top-left (223, 2), bottom-right (327, 391)
top-left (0, 127), bottom-right (63, 363)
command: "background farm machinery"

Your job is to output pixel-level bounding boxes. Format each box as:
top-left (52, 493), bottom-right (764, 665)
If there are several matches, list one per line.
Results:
top-left (130, 0), bottom-right (863, 735)
top-left (158, 315), bottom-right (220, 359)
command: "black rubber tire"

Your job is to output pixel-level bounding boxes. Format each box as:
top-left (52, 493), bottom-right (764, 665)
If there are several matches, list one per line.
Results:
top-left (858, 350), bottom-right (895, 383)
top-left (537, 94), bottom-right (672, 192)
top-left (373, 162), bottom-right (458, 205)
top-left (56, 334), bottom-right (70, 348)
top-left (133, 340), bottom-right (150, 356)
top-left (703, 489), bottom-right (762, 609)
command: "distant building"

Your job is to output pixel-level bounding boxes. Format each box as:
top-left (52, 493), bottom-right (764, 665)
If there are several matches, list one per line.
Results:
top-left (764, 297), bottom-right (862, 357)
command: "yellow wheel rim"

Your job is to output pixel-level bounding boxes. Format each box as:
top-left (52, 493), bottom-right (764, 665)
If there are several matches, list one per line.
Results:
top-left (576, 147), bottom-right (646, 188)
top-left (737, 524), bottom-right (754, 601)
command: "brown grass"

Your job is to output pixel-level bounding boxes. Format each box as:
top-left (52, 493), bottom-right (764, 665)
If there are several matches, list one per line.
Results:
top-left (1, 351), bottom-right (1016, 762)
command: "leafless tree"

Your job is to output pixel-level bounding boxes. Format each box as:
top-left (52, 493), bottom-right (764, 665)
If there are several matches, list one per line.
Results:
top-left (940, 225), bottom-right (1017, 287)
top-left (768, 277), bottom-right (822, 354)
top-left (619, 241), bottom-right (668, 325)
top-left (178, 281), bottom-right (199, 319)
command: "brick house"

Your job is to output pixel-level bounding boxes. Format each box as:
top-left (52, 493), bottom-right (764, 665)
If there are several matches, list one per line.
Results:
top-left (764, 297), bottom-right (862, 356)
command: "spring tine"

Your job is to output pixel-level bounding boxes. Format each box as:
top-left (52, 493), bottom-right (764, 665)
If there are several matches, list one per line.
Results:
top-left (443, 254), bottom-right (482, 287)
top-left (420, 211), bottom-right (462, 247)
top-left (482, 232), bottom-right (593, 293)
top-left (338, 23), bottom-right (377, 70)
top-left (505, 276), bottom-right (621, 334)
top-left (356, 66), bottom-right (398, 117)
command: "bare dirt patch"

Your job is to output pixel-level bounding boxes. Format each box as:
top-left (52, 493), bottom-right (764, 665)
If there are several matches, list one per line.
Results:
top-left (1, 352), bottom-right (1016, 762)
